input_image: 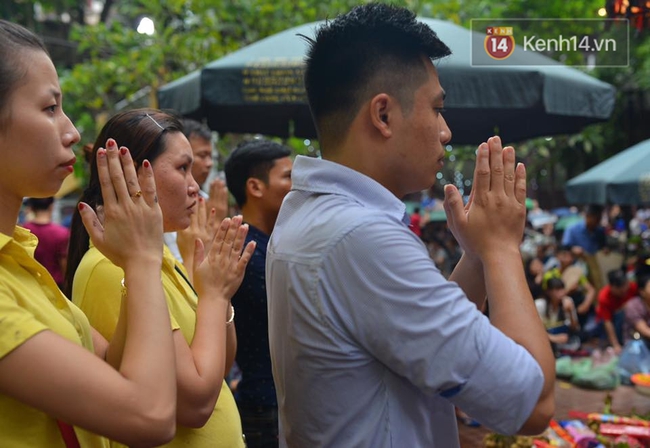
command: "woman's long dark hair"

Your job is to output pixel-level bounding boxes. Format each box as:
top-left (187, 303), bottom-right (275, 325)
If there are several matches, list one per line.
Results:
top-left (64, 109), bottom-right (183, 297)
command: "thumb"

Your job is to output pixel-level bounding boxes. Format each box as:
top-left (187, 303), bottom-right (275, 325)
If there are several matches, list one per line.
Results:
top-left (193, 238), bottom-right (205, 271)
top-left (78, 202), bottom-right (104, 246)
top-left (443, 184), bottom-right (464, 227)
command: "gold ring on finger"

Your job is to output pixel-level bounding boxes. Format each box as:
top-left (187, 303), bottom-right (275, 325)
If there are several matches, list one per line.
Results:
top-left (132, 190), bottom-right (143, 198)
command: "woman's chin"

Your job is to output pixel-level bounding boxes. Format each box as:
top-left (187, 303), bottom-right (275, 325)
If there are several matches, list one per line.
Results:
top-left (165, 219), bottom-right (191, 234)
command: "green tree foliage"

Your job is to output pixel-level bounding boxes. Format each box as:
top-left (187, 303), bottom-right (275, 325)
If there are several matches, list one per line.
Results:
top-left (7, 0), bottom-right (650, 205)
top-left (60, 0), bottom-right (412, 144)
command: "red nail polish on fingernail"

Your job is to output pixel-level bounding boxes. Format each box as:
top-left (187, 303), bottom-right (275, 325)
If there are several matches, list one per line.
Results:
top-left (143, 160), bottom-right (151, 168)
top-left (120, 147), bottom-right (127, 155)
top-left (78, 203), bottom-right (85, 211)
top-left (107, 138), bottom-right (116, 148)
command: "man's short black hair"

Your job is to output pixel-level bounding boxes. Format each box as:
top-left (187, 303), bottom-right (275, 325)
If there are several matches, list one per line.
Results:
top-left (26, 197), bottom-right (54, 211)
top-left (303, 3), bottom-right (451, 148)
top-left (585, 204), bottom-right (604, 217)
top-left (181, 118), bottom-right (211, 141)
top-left (224, 139), bottom-right (291, 207)
top-left (607, 269), bottom-right (627, 287)
top-left (545, 277), bottom-right (565, 291)
top-left (638, 274), bottom-right (650, 291)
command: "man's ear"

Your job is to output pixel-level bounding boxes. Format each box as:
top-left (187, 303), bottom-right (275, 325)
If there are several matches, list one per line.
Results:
top-left (369, 93), bottom-right (393, 138)
top-left (246, 178), bottom-right (264, 199)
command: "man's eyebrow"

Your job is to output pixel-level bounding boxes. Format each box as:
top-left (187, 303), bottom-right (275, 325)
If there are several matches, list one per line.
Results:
top-left (434, 90), bottom-right (446, 102)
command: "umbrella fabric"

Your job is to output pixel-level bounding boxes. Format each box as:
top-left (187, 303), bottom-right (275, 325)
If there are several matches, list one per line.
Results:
top-left (565, 138), bottom-right (650, 205)
top-left (527, 211), bottom-right (557, 229)
top-left (428, 210), bottom-right (448, 222)
top-left (555, 214), bottom-right (583, 231)
top-left (158, 18), bottom-right (615, 144)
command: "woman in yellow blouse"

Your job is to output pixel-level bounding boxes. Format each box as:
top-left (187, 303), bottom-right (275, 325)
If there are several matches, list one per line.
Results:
top-left (0, 20), bottom-right (178, 447)
top-left (66, 108), bottom-right (256, 448)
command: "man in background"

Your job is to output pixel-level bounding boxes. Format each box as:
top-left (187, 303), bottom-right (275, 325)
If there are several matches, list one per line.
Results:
top-left (562, 204), bottom-right (606, 257)
top-left (409, 206), bottom-right (422, 237)
top-left (224, 139), bottom-right (292, 448)
top-left (562, 204), bottom-right (607, 290)
top-left (597, 269), bottom-right (637, 354)
top-left (23, 197), bottom-right (70, 289)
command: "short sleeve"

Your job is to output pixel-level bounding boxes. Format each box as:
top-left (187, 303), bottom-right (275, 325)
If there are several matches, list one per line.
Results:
top-left (578, 275), bottom-right (588, 287)
top-left (624, 298), bottom-right (645, 327)
top-left (0, 284), bottom-right (48, 360)
top-left (561, 226), bottom-right (573, 246)
top-left (74, 255), bottom-right (180, 340)
top-left (73, 256), bottom-right (124, 341)
top-left (596, 288), bottom-right (612, 321)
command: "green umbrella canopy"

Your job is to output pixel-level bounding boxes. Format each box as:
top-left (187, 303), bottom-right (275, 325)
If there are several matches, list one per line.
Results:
top-left (565, 138), bottom-right (650, 205)
top-left (158, 18), bottom-right (615, 144)
top-left (428, 210), bottom-right (448, 222)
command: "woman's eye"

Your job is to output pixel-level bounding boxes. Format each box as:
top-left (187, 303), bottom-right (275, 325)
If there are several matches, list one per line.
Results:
top-left (434, 107), bottom-right (446, 115)
top-left (46, 105), bottom-right (57, 114)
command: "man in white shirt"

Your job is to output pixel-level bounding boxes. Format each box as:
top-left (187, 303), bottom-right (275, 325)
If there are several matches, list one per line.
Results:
top-left (266, 4), bottom-right (555, 447)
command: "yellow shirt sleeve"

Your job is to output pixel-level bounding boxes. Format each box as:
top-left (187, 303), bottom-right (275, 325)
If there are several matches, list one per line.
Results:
top-left (0, 283), bottom-right (48, 360)
top-left (72, 253), bottom-right (124, 341)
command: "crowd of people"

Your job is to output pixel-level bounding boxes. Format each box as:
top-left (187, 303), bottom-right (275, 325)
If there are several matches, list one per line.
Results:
top-left (3, 3), bottom-right (649, 448)
top-left (411, 200), bottom-right (650, 360)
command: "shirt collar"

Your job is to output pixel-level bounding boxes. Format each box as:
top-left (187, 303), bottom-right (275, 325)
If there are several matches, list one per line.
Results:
top-left (162, 244), bottom-right (179, 272)
top-left (0, 226), bottom-right (38, 256)
top-left (291, 156), bottom-right (407, 223)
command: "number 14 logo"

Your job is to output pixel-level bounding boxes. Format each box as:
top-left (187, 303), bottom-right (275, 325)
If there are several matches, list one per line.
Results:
top-left (484, 35), bottom-right (515, 60)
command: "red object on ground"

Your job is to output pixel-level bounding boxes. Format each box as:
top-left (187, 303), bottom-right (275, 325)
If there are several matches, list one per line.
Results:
top-left (568, 410), bottom-right (650, 428)
top-left (599, 423), bottom-right (650, 439)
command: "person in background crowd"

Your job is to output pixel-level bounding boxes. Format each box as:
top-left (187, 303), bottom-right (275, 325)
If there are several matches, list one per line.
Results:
top-left (23, 197), bottom-right (70, 289)
top-left (542, 245), bottom-right (596, 338)
top-left (525, 256), bottom-right (545, 301)
top-left (562, 204), bottom-right (607, 291)
top-left (623, 274), bottom-right (650, 347)
top-left (409, 206), bottom-right (422, 237)
top-left (67, 109), bottom-right (255, 448)
top-left (224, 139), bottom-right (292, 448)
top-left (0, 20), bottom-right (177, 446)
top-left (266, 4), bottom-right (554, 446)
top-left (562, 204), bottom-right (606, 257)
top-left (536, 278), bottom-right (580, 355)
top-left (182, 119), bottom-right (214, 191)
top-left (597, 269), bottom-right (638, 354)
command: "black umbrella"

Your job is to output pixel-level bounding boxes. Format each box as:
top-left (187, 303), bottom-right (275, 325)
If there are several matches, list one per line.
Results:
top-left (565, 138), bottom-right (650, 205)
top-left (158, 18), bottom-right (616, 144)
